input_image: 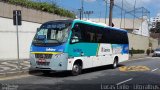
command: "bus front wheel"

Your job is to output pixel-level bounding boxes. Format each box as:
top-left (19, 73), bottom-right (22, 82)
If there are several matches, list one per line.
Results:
top-left (71, 63), bottom-right (82, 76)
top-left (41, 70), bottom-right (51, 75)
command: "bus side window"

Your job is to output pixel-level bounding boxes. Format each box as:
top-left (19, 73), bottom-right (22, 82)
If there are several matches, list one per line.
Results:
top-left (82, 23), bottom-right (94, 42)
top-left (70, 23), bottom-right (82, 43)
top-left (90, 32), bottom-right (95, 42)
top-left (102, 28), bottom-right (111, 43)
top-left (86, 31), bottom-right (91, 42)
top-left (95, 27), bottom-right (102, 43)
top-left (80, 24), bottom-right (90, 42)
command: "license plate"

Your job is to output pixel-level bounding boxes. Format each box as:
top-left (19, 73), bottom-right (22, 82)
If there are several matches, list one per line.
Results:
top-left (38, 59), bottom-right (46, 63)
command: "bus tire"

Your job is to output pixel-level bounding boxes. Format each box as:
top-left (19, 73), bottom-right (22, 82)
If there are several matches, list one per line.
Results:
top-left (112, 57), bottom-right (118, 69)
top-left (41, 70), bottom-right (51, 75)
top-left (71, 63), bottom-right (82, 76)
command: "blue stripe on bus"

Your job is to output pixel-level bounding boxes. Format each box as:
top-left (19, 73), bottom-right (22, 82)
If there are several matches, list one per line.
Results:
top-left (30, 43), bottom-right (66, 52)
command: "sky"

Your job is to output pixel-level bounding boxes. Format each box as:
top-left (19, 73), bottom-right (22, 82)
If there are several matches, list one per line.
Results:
top-left (48, 0), bottom-right (160, 19)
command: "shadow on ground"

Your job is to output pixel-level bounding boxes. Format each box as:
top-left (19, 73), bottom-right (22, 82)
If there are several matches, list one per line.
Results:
top-left (28, 64), bottom-right (125, 78)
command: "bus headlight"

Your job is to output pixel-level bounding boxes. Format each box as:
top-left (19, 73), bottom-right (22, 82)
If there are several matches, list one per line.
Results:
top-left (55, 53), bottom-right (63, 58)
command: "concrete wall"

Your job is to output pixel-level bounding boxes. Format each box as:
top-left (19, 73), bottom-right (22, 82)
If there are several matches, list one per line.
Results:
top-left (0, 1), bottom-right (70, 60)
top-left (90, 18), bottom-right (142, 30)
top-left (128, 33), bottom-right (158, 51)
top-left (149, 38), bottom-right (159, 49)
top-left (0, 17), bottom-right (40, 60)
top-left (0, 1), bottom-right (70, 24)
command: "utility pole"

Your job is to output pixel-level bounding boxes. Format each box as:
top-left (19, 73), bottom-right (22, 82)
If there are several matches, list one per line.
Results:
top-left (79, 0), bottom-right (84, 20)
top-left (109, 0), bottom-right (114, 26)
top-left (99, 11), bottom-right (101, 22)
top-left (78, 9), bottom-right (82, 20)
top-left (133, 0), bottom-right (136, 31)
top-left (120, 0), bottom-right (124, 28)
top-left (141, 8), bottom-right (144, 35)
top-left (84, 11), bottom-right (94, 20)
top-left (81, 0), bottom-right (84, 20)
top-left (104, 0), bottom-right (108, 24)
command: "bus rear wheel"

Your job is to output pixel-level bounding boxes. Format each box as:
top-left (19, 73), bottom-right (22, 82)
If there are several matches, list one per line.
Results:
top-left (112, 57), bottom-right (118, 69)
top-left (71, 63), bottom-right (82, 76)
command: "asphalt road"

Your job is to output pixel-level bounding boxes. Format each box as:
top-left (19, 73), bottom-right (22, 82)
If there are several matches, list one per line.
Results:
top-left (0, 57), bottom-right (160, 90)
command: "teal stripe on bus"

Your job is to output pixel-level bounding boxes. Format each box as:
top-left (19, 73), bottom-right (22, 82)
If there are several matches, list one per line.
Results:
top-left (67, 43), bottom-right (99, 57)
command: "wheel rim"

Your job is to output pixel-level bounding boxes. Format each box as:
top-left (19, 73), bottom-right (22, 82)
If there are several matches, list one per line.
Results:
top-left (73, 65), bottom-right (79, 73)
top-left (113, 61), bottom-right (117, 68)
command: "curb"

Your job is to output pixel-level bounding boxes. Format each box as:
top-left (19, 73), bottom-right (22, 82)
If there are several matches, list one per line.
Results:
top-left (129, 56), bottom-right (152, 60)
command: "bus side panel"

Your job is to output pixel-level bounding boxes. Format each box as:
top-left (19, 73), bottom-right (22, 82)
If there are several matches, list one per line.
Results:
top-left (119, 54), bottom-right (129, 63)
top-left (67, 43), bottom-right (129, 69)
top-left (96, 43), bottom-right (113, 66)
top-left (67, 56), bottom-right (94, 70)
top-left (112, 44), bottom-right (129, 63)
top-left (67, 43), bottom-right (99, 69)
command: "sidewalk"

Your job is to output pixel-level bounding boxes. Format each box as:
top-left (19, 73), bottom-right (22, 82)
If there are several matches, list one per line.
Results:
top-left (0, 60), bottom-right (30, 77)
top-left (0, 54), bottom-right (153, 78)
top-left (129, 53), bottom-right (153, 60)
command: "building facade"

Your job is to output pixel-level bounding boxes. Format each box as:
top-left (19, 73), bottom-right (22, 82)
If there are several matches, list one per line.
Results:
top-left (150, 13), bottom-right (160, 28)
top-left (89, 18), bottom-right (150, 37)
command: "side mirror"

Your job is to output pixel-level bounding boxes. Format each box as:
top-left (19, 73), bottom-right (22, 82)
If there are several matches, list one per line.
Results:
top-left (37, 28), bottom-right (40, 32)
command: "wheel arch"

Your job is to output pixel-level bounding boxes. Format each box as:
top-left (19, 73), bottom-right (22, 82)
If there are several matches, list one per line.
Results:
top-left (114, 56), bottom-right (119, 63)
top-left (73, 59), bottom-right (83, 68)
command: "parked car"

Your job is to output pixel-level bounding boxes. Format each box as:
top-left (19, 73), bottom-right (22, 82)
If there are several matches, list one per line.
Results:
top-left (152, 48), bottom-right (160, 57)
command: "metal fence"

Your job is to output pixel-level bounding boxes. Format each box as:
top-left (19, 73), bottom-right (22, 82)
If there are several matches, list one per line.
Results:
top-left (65, 0), bottom-right (150, 36)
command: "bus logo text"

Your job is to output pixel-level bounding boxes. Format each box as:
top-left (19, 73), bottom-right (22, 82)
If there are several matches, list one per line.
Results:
top-left (46, 48), bottom-right (56, 51)
top-left (101, 47), bottom-right (110, 52)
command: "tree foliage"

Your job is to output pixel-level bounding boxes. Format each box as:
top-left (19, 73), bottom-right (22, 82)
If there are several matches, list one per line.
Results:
top-left (2, 0), bottom-right (75, 18)
top-left (150, 22), bottom-right (160, 33)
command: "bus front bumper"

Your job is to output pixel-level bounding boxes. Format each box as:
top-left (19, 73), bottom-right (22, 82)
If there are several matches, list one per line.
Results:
top-left (29, 53), bottom-right (70, 71)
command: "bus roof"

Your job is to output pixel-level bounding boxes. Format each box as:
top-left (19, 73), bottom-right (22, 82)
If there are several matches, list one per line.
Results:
top-left (73, 19), bottom-right (128, 33)
top-left (41, 19), bottom-right (73, 24)
top-left (41, 19), bottom-right (127, 33)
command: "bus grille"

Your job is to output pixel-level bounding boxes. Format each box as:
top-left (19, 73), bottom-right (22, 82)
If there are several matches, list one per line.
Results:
top-left (36, 61), bottom-right (50, 66)
top-left (35, 54), bottom-right (52, 59)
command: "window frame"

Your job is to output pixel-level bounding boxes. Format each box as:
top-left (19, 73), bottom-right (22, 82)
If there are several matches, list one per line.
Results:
top-left (70, 22), bottom-right (128, 44)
